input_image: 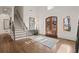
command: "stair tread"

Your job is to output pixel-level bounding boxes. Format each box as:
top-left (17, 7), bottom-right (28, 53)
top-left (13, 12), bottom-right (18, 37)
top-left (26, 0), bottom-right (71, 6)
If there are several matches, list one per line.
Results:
top-left (15, 36), bottom-right (26, 38)
top-left (15, 30), bottom-right (25, 32)
top-left (15, 34), bottom-right (26, 36)
top-left (15, 37), bottom-right (27, 40)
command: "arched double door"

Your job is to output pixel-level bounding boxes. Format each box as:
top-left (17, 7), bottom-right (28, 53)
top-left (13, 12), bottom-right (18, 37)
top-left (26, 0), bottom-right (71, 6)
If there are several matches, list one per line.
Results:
top-left (46, 16), bottom-right (57, 38)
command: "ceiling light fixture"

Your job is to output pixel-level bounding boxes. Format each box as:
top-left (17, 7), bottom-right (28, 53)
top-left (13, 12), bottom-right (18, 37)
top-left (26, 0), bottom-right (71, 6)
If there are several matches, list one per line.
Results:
top-left (3, 8), bottom-right (7, 11)
top-left (47, 6), bottom-right (54, 10)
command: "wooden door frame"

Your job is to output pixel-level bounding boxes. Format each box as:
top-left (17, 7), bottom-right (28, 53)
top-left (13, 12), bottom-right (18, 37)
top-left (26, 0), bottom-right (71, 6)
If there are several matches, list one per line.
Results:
top-left (45, 16), bottom-right (58, 38)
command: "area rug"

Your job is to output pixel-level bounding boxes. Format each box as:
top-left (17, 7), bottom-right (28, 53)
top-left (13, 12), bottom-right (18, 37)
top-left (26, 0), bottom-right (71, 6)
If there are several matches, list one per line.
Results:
top-left (33, 35), bottom-right (59, 48)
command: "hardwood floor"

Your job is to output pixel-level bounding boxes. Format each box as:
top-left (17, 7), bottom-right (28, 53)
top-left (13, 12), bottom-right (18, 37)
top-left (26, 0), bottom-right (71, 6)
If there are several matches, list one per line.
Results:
top-left (0, 33), bottom-right (76, 53)
top-left (0, 33), bottom-right (16, 53)
top-left (56, 39), bottom-right (75, 53)
top-left (15, 38), bottom-right (56, 53)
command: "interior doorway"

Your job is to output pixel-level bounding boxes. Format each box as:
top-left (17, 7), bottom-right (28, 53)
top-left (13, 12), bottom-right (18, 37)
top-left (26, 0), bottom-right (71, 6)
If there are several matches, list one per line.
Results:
top-left (0, 14), bottom-right (10, 31)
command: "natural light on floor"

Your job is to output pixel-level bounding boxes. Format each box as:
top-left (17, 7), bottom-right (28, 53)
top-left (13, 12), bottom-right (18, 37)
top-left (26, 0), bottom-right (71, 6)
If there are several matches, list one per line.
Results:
top-left (57, 44), bottom-right (72, 53)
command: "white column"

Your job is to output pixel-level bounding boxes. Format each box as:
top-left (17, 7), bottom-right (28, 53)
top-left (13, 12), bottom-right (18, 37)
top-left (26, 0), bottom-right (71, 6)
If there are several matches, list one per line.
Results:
top-left (12, 6), bottom-right (14, 22)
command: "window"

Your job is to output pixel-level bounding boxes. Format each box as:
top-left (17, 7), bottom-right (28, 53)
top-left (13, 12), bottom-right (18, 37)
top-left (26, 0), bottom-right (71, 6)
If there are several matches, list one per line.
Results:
top-left (63, 16), bottom-right (71, 31)
top-left (29, 17), bottom-right (35, 30)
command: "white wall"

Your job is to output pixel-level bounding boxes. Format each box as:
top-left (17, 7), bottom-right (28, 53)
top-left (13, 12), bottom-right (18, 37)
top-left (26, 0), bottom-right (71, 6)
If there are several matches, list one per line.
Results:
top-left (0, 14), bottom-right (10, 34)
top-left (17, 6), bottom-right (23, 20)
top-left (38, 16), bottom-right (46, 35)
top-left (38, 6), bottom-right (79, 41)
top-left (23, 6), bottom-right (79, 41)
top-left (0, 6), bottom-right (14, 34)
top-left (12, 6), bottom-right (14, 21)
top-left (23, 6), bottom-right (39, 30)
top-left (56, 16), bottom-right (78, 41)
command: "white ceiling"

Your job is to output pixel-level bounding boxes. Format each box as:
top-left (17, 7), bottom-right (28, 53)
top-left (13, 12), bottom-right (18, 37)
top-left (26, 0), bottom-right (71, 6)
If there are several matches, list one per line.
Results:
top-left (33, 6), bottom-right (79, 16)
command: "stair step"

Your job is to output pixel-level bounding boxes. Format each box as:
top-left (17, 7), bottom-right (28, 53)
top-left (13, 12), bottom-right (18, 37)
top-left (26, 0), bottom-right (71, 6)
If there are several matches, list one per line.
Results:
top-left (15, 28), bottom-right (23, 31)
top-left (15, 33), bottom-right (26, 36)
top-left (15, 28), bottom-right (23, 30)
top-left (15, 30), bottom-right (25, 33)
top-left (11, 32), bottom-right (27, 38)
top-left (15, 35), bottom-right (26, 38)
top-left (15, 31), bottom-right (26, 34)
top-left (15, 37), bottom-right (27, 40)
top-left (15, 35), bottom-right (26, 39)
top-left (15, 30), bottom-right (25, 32)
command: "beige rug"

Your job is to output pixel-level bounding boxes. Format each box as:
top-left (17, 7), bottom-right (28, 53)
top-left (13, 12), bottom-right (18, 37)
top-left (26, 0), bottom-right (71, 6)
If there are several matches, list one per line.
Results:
top-left (27, 35), bottom-right (59, 48)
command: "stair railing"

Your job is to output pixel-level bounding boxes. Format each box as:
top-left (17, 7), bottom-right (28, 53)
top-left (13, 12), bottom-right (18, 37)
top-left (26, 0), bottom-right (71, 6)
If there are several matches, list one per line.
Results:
top-left (9, 18), bottom-right (16, 51)
top-left (15, 8), bottom-right (27, 31)
top-left (9, 18), bottom-right (15, 41)
top-left (14, 7), bottom-right (28, 37)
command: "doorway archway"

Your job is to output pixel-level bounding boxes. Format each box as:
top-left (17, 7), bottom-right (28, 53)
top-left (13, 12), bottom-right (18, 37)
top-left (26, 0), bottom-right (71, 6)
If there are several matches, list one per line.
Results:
top-left (0, 13), bottom-right (10, 33)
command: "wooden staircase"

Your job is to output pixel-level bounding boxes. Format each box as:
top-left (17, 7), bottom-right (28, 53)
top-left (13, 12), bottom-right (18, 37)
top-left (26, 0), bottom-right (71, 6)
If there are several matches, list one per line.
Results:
top-left (14, 7), bottom-right (27, 40)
